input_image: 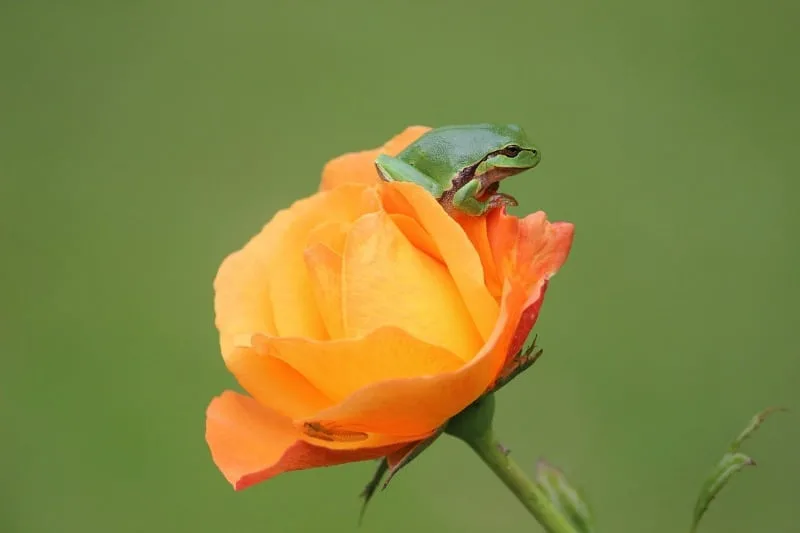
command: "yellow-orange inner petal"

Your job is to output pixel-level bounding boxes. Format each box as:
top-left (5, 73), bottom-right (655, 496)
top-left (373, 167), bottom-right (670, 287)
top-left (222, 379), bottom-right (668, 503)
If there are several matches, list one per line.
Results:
top-left (252, 327), bottom-right (464, 403)
top-left (225, 345), bottom-right (333, 419)
top-left (389, 213), bottom-right (443, 263)
top-left (306, 220), bottom-right (350, 255)
top-left (453, 212), bottom-right (503, 301)
top-left (384, 182), bottom-right (500, 341)
top-left (268, 185), bottom-right (379, 340)
top-left (304, 243), bottom-right (346, 340)
top-left (341, 211), bottom-right (483, 361)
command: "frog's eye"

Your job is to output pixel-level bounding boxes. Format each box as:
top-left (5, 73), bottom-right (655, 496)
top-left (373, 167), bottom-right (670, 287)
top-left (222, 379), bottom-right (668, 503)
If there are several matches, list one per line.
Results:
top-left (502, 145), bottom-right (522, 157)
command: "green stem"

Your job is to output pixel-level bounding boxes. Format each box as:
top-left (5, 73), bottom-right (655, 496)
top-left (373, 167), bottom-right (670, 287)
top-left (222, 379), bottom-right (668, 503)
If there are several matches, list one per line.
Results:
top-left (446, 394), bottom-right (577, 533)
top-left (465, 428), bottom-right (578, 533)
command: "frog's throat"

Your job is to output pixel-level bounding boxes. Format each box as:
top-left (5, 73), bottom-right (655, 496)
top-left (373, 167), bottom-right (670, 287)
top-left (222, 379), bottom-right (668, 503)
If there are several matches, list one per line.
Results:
top-left (476, 166), bottom-right (527, 189)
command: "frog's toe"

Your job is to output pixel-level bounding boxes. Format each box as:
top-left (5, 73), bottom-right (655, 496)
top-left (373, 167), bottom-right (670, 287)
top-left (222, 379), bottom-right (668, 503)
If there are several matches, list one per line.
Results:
top-left (487, 192), bottom-right (518, 210)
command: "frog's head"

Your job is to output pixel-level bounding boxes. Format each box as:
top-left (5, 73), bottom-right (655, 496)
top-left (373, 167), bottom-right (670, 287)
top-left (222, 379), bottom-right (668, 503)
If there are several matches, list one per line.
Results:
top-left (473, 124), bottom-right (541, 189)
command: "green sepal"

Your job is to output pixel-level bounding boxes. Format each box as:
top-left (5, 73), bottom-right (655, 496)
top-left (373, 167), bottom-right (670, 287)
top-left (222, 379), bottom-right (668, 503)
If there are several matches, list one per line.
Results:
top-left (358, 458), bottom-right (388, 525)
top-left (445, 392), bottom-right (496, 443)
top-left (358, 427), bottom-right (446, 524)
top-left (491, 336), bottom-right (544, 394)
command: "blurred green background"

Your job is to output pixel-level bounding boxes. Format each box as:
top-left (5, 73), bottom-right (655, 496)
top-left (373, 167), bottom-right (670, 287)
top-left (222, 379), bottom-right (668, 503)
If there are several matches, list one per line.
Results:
top-left (2, 1), bottom-right (798, 532)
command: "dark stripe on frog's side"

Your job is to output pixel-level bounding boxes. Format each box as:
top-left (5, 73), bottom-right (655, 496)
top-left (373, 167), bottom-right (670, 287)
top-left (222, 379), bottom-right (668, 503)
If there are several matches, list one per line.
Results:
top-left (438, 148), bottom-right (519, 207)
top-left (439, 162), bottom-right (478, 210)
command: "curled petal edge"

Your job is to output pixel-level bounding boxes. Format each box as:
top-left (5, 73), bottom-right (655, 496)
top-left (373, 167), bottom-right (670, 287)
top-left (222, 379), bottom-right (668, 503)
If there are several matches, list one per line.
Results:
top-left (206, 391), bottom-right (411, 491)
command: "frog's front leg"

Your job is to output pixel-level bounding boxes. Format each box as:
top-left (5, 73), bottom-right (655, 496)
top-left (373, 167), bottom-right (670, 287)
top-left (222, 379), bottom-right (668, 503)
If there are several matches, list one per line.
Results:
top-left (452, 179), bottom-right (518, 216)
top-left (375, 154), bottom-right (445, 198)
top-left (450, 179), bottom-right (488, 215)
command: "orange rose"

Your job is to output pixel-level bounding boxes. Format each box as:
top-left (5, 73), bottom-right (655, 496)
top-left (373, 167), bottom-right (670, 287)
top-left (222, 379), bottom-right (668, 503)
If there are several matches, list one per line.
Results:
top-left (206, 127), bottom-right (574, 490)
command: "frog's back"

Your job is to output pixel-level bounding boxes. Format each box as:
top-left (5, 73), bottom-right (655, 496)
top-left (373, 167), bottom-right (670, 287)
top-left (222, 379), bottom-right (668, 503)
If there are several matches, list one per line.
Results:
top-left (397, 124), bottom-right (527, 182)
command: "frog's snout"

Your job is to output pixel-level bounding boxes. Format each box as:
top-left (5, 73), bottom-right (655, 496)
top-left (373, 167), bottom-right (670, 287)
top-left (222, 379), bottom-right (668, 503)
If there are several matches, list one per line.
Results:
top-left (524, 148), bottom-right (541, 167)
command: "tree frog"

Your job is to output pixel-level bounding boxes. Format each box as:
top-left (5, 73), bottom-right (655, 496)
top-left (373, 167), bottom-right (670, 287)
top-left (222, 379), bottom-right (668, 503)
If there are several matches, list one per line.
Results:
top-left (374, 123), bottom-right (541, 216)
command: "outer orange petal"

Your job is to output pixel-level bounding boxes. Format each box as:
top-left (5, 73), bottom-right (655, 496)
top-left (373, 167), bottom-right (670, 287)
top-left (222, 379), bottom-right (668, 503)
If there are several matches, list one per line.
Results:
top-left (319, 126), bottom-right (431, 191)
top-left (214, 214), bottom-right (292, 356)
top-left (487, 209), bottom-right (575, 296)
top-left (251, 327), bottom-right (464, 403)
top-left (301, 281), bottom-right (527, 438)
top-left (206, 391), bottom-right (406, 490)
top-left (342, 210), bottom-right (483, 361)
top-left (508, 220), bottom-right (574, 360)
top-left (506, 282), bottom-right (550, 365)
top-left (382, 182), bottom-right (500, 341)
top-left (485, 209), bottom-right (575, 363)
top-left (518, 219), bottom-right (575, 293)
top-left (486, 208), bottom-right (522, 283)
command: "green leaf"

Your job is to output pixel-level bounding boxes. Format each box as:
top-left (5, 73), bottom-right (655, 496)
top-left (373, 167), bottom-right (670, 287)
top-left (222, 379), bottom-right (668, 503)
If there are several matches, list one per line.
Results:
top-left (381, 426), bottom-right (445, 490)
top-left (535, 460), bottom-right (595, 533)
top-left (689, 407), bottom-right (786, 533)
top-left (691, 452), bottom-right (755, 533)
top-left (729, 406), bottom-right (787, 452)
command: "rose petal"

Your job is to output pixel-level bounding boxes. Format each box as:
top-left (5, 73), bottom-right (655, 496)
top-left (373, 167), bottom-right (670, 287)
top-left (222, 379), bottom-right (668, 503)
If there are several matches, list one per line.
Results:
top-left (267, 185), bottom-right (380, 340)
top-left (486, 210), bottom-right (575, 367)
top-left (519, 220), bottom-right (575, 293)
top-left (224, 345), bottom-right (333, 419)
top-left (487, 208), bottom-right (521, 281)
top-left (302, 281), bottom-right (527, 438)
top-left (383, 183), bottom-right (500, 341)
top-left (389, 214), bottom-right (443, 263)
top-left (305, 220), bottom-right (350, 255)
top-left (453, 212), bottom-right (503, 300)
top-left (319, 126), bottom-right (431, 191)
top-left (214, 214), bottom-right (293, 356)
top-left (206, 391), bottom-right (406, 490)
top-left (304, 243), bottom-right (346, 339)
top-left (342, 211), bottom-right (483, 361)
top-left (506, 281), bottom-right (549, 366)
top-left (252, 327), bottom-right (464, 403)
top-left (488, 210), bottom-right (575, 295)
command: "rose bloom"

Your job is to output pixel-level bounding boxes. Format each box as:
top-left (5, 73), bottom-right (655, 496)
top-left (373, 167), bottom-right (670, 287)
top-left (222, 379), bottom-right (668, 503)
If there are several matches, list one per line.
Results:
top-left (206, 126), bottom-right (574, 490)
